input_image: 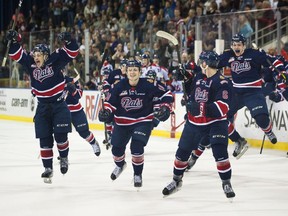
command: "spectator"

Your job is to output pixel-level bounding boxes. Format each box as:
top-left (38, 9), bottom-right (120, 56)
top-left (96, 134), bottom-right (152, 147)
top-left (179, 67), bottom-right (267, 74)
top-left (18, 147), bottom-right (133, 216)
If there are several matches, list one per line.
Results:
top-left (238, 14), bottom-right (254, 39)
top-left (281, 42), bottom-right (288, 61)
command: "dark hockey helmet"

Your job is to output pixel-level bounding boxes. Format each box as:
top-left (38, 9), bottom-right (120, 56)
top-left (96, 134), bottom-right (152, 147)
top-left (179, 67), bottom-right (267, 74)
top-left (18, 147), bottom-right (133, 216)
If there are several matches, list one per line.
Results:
top-left (141, 53), bottom-right (150, 59)
top-left (146, 70), bottom-right (157, 80)
top-left (120, 59), bottom-right (128, 66)
top-left (33, 44), bottom-right (50, 56)
top-left (127, 59), bottom-right (142, 68)
top-left (231, 34), bottom-right (246, 45)
top-left (102, 69), bottom-right (110, 75)
top-left (198, 51), bottom-right (219, 69)
top-left (153, 54), bottom-right (159, 59)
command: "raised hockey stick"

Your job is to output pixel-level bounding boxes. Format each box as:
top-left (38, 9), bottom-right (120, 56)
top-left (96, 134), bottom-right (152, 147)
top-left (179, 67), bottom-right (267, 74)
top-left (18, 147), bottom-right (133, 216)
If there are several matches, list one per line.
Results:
top-left (156, 31), bottom-right (189, 112)
top-left (73, 68), bottom-right (81, 83)
top-left (2, 0), bottom-right (23, 67)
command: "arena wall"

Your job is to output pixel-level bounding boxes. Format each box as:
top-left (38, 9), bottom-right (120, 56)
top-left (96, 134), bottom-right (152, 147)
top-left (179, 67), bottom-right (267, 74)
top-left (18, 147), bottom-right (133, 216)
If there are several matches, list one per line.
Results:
top-left (0, 88), bottom-right (287, 151)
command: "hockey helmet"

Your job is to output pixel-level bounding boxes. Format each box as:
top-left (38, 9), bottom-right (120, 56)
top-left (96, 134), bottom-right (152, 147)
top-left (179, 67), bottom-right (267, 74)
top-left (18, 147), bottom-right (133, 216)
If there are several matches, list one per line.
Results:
top-left (141, 54), bottom-right (150, 59)
top-left (33, 44), bottom-right (50, 56)
top-left (231, 34), bottom-right (246, 45)
top-left (120, 59), bottom-right (128, 66)
top-left (102, 69), bottom-right (110, 75)
top-left (198, 51), bottom-right (219, 69)
top-left (146, 70), bottom-right (157, 80)
top-left (127, 59), bottom-right (142, 68)
top-left (153, 54), bottom-right (159, 59)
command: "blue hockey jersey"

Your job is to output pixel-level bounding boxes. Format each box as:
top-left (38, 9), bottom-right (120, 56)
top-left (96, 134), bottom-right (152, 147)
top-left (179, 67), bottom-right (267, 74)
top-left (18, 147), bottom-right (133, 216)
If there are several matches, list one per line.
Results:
top-left (187, 72), bottom-right (232, 126)
top-left (103, 78), bottom-right (174, 126)
top-left (9, 40), bottom-right (79, 103)
top-left (218, 48), bottom-right (284, 94)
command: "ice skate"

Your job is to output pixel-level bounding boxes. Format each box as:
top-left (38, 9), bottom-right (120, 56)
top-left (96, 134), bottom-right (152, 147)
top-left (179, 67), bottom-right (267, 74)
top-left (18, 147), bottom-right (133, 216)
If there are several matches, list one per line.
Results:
top-left (41, 168), bottom-right (53, 184)
top-left (265, 131), bottom-right (277, 144)
top-left (91, 141), bottom-right (101, 156)
top-left (185, 155), bottom-right (197, 171)
top-left (134, 174), bottom-right (142, 188)
top-left (59, 157), bottom-right (69, 174)
top-left (111, 162), bottom-right (127, 180)
top-left (222, 180), bottom-right (235, 201)
top-left (162, 175), bottom-right (183, 197)
top-left (232, 137), bottom-right (249, 159)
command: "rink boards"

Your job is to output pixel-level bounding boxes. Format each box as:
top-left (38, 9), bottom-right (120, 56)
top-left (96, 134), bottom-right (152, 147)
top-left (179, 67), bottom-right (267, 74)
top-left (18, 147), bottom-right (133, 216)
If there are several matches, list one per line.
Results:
top-left (0, 88), bottom-right (287, 151)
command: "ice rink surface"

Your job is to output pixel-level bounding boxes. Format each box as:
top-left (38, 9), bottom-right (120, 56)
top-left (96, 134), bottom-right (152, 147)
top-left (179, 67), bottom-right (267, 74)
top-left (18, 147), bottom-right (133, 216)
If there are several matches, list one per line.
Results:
top-left (0, 120), bottom-right (288, 216)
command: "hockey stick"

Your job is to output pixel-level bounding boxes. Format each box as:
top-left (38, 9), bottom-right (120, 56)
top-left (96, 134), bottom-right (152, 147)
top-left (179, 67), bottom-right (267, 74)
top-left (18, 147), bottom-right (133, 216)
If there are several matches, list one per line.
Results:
top-left (2, 0), bottom-right (23, 67)
top-left (260, 101), bottom-right (274, 154)
top-left (73, 68), bottom-right (81, 83)
top-left (156, 31), bottom-right (180, 63)
top-left (156, 30), bottom-right (189, 113)
top-left (93, 49), bottom-right (110, 149)
top-left (251, 43), bottom-right (278, 154)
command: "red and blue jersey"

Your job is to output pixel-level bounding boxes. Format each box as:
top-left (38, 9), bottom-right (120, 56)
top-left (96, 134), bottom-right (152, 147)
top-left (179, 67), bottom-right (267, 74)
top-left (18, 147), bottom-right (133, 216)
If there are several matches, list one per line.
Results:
top-left (9, 40), bottom-right (79, 103)
top-left (218, 48), bottom-right (284, 94)
top-left (187, 72), bottom-right (232, 126)
top-left (103, 78), bottom-right (174, 126)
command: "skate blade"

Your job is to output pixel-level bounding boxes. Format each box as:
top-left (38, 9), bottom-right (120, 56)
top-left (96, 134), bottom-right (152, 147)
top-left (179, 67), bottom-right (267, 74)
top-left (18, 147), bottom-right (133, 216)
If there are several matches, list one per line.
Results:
top-left (162, 187), bottom-right (181, 198)
top-left (135, 187), bottom-right (142, 192)
top-left (235, 145), bottom-right (249, 160)
top-left (43, 177), bottom-right (52, 184)
top-left (227, 197), bottom-right (234, 203)
top-left (185, 168), bottom-right (191, 172)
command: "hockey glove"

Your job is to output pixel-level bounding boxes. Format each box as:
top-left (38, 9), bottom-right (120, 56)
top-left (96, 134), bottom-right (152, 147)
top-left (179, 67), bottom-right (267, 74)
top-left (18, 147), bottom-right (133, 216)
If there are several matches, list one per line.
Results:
top-left (269, 91), bottom-right (283, 103)
top-left (98, 109), bottom-right (113, 123)
top-left (187, 101), bottom-right (206, 117)
top-left (154, 106), bottom-right (170, 122)
top-left (6, 30), bottom-right (21, 43)
top-left (66, 82), bottom-right (77, 95)
top-left (58, 32), bottom-right (72, 45)
top-left (180, 96), bottom-right (187, 107)
top-left (175, 64), bottom-right (194, 81)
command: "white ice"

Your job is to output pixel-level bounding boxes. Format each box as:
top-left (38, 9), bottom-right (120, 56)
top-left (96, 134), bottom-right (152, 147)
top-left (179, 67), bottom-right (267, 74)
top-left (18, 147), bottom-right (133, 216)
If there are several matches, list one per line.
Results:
top-left (0, 120), bottom-right (288, 216)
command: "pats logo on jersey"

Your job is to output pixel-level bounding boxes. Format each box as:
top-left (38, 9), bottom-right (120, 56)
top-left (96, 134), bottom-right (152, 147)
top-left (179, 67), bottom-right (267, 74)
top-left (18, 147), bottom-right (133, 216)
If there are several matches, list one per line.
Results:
top-left (121, 97), bottom-right (143, 111)
top-left (195, 87), bottom-right (208, 102)
top-left (33, 66), bottom-right (54, 82)
top-left (231, 61), bottom-right (251, 74)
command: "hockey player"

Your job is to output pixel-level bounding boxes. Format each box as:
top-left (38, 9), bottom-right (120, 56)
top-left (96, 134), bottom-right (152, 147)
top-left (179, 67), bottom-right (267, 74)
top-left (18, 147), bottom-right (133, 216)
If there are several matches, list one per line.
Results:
top-left (140, 53), bottom-right (151, 75)
top-left (141, 54), bottom-right (170, 85)
top-left (162, 51), bottom-right (235, 199)
top-left (7, 30), bottom-right (79, 183)
top-left (98, 59), bottom-right (174, 188)
top-left (64, 76), bottom-right (101, 156)
top-left (101, 59), bottom-right (128, 148)
top-left (218, 34), bottom-right (285, 157)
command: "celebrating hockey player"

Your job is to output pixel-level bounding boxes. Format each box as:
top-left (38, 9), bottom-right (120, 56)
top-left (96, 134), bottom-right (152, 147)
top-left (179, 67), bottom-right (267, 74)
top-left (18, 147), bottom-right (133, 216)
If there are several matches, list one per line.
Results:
top-left (98, 59), bottom-right (173, 188)
top-left (64, 74), bottom-right (101, 156)
top-left (162, 51), bottom-right (235, 199)
top-left (101, 59), bottom-right (128, 148)
top-left (7, 30), bottom-right (79, 183)
top-left (218, 34), bottom-right (285, 157)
